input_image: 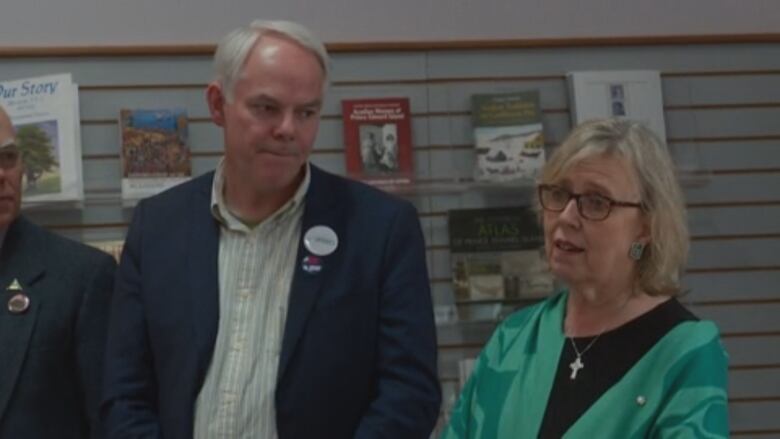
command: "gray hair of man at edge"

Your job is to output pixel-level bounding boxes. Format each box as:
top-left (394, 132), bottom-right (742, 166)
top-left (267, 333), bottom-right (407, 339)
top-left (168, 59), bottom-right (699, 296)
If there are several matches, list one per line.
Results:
top-left (212, 19), bottom-right (331, 102)
top-left (537, 118), bottom-right (689, 297)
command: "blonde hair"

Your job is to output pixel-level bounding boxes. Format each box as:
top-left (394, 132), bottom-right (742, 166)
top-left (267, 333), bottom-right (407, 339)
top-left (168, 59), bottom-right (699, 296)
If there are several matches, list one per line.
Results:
top-left (538, 118), bottom-right (688, 296)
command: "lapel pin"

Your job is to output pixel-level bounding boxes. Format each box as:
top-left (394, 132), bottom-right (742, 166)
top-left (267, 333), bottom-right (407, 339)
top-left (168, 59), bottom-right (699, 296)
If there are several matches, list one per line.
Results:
top-left (301, 255), bottom-right (323, 274)
top-left (303, 225), bottom-right (338, 256)
top-left (8, 293), bottom-right (30, 314)
top-left (6, 278), bottom-right (22, 291)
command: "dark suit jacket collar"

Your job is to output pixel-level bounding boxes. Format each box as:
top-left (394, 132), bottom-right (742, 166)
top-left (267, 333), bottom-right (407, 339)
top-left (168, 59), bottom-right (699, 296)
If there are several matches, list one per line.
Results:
top-left (186, 172), bottom-right (221, 390)
top-left (0, 216), bottom-right (45, 422)
top-left (278, 165), bottom-right (345, 380)
top-left (0, 216), bottom-right (46, 291)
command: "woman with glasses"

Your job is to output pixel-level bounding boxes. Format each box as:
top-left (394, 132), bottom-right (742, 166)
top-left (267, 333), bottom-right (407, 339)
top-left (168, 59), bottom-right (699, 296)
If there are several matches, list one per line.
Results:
top-left (442, 118), bottom-right (728, 438)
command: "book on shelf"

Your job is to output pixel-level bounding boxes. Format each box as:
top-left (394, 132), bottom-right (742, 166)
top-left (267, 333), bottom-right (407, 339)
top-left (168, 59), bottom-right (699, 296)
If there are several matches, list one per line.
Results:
top-left (567, 70), bottom-right (667, 141)
top-left (0, 73), bottom-right (84, 206)
top-left (119, 109), bottom-right (192, 201)
top-left (471, 91), bottom-right (545, 183)
top-left (449, 206), bottom-right (554, 321)
top-left (86, 239), bottom-right (124, 262)
top-left (341, 97), bottom-right (413, 187)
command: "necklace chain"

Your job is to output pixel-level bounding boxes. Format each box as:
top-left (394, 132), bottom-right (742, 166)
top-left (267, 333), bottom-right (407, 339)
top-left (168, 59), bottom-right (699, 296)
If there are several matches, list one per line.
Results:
top-left (567, 333), bottom-right (603, 380)
top-left (569, 332), bottom-right (602, 358)
top-left (566, 293), bottom-right (634, 380)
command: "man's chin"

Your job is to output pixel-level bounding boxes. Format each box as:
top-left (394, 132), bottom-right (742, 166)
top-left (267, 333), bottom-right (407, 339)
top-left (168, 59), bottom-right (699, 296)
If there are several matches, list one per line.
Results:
top-left (0, 212), bottom-right (17, 229)
top-left (251, 171), bottom-right (303, 192)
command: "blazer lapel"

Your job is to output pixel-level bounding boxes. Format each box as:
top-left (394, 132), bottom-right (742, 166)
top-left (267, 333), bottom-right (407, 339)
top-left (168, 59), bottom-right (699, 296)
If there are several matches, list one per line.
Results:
top-left (278, 166), bottom-right (344, 380)
top-left (186, 174), bottom-right (221, 389)
top-left (0, 218), bottom-right (45, 421)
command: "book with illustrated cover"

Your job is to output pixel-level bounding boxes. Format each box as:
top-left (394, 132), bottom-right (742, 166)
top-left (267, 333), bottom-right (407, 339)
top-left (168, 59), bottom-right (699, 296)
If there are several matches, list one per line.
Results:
top-left (120, 109), bottom-right (191, 200)
top-left (341, 97), bottom-right (413, 187)
top-left (567, 70), bottom-right (666, 141)
top-left (0, 73), bottom-right (84, 205)
top-left (472, 91), bottom-right (545, 183)
top-left (449, 206), bottom-right (554, 320)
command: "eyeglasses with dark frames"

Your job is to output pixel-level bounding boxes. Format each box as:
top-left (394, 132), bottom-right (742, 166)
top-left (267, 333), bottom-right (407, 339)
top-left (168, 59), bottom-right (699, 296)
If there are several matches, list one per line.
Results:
top-left (538, 184), bottom-right (642, 221)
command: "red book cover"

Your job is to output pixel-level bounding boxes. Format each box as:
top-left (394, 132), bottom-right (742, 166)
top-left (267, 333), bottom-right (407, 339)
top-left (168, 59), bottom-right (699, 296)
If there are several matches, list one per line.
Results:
top-left (341, 97), bottom-right (413, 186)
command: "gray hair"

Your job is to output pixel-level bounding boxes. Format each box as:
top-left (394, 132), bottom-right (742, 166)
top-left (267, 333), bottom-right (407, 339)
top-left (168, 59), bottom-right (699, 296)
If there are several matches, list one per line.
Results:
top-left (213, 20), bottom-right (330, 101)
top-left (538, 118), bottom-right (689, 296)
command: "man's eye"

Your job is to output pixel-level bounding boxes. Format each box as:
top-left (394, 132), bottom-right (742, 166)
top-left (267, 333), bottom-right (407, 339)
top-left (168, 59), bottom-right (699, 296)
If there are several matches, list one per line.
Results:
top-left (252, 104), bottom-right (277, 114)
top-left (0, 151), bottom-right (19, 162)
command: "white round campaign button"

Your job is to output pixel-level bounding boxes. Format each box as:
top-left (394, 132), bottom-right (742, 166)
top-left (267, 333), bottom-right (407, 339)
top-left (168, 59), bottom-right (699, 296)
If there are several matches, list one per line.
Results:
top-left (303, 225), bottom-right (338, 256)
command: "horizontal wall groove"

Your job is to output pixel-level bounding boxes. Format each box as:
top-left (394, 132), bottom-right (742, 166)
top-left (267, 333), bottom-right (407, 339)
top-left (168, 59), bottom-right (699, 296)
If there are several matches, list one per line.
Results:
top-left (666, 102), bottom-right (780, 111)
top-left (426, 233), bottom-right (779, 251)
top-left (689, 298), bottom-right (780, 307)
top-left (729, 396), bottom-right (780, 403)
top-left (691, 233), bottom-right (780, 241)
top-left (730, 429), bottom-right (780, 436)
top-left (702, 168), bottom-right (780, 176)
top-left (687, 201), bottom-right (780, 209)
top-left (669, 134), bottom-right (780, 143)
top-left (80, 83), bottom-right (205, 91)
top-left (433, 267), bottom-right (780, 282)
top-left (46, 222), bottom-right (127, 231)
top-left (687, 266), bottom-right (780, 274)
top-left (731, 430), bottom-right (780, 436)
top-left (663, 69), bottom-right (780, 78)
top-left (721, 331), bottom-right (780, 338)
top-left (4, 33), bottom-right (780, 58)
top-left (730, 363), bottom-right (780, 371)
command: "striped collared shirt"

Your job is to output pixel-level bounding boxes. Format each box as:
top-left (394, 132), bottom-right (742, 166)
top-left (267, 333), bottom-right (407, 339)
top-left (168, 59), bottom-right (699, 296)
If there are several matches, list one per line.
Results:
top-left (193, 160), bottom-right (309, 439)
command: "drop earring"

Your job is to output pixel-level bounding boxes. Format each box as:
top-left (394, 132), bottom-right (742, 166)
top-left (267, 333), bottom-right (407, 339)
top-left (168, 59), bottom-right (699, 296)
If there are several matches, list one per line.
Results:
top-left (629, 242), bottom-right (645, 260)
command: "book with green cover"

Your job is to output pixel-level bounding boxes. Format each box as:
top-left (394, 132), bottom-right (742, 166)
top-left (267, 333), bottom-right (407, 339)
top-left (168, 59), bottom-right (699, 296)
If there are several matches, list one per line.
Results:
top-left (449, 206), bottom-right (554, 320)
top-left (472, 91), bottom-right (545, 182)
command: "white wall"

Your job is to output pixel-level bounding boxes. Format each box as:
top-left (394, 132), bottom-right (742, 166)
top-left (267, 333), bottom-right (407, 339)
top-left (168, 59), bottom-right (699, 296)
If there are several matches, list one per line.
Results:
top-left (0, 0), bottom-right (777, 46)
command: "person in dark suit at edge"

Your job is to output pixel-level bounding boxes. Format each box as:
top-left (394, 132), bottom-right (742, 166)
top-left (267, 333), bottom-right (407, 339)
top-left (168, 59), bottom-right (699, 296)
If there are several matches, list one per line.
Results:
top-left (0, 104), bottom-right (116, 438)
top-left (101, 19), bottom-right (441, 438)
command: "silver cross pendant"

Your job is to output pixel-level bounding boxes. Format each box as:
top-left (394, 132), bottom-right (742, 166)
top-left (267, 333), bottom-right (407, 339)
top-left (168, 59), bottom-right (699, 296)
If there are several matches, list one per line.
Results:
top-left (569, 356), bottom-right (584, 380)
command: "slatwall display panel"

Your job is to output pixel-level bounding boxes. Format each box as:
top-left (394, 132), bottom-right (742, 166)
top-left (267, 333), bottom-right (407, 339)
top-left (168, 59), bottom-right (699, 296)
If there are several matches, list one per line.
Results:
top-left (663, 74), bottom-right (780, 106)
top-left (425, 43), bottom-right (780, 435)
top-left (425, 45), bottom-right (780, 79)
top-left (688, 205), bottom-right (780, 237)
top-left (2, 41), bottom-right (780, 436)
top-left (674, 140), bottom-right (780, 171)
top-left (682, 271), bottom-right (780, 303)
top-left (0, 57), bottom-right (213, 86)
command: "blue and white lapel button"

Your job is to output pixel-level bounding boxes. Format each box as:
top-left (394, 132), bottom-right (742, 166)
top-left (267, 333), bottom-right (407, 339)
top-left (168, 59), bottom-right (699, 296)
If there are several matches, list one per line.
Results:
top-left (303, 225), bottom-right (338, 256)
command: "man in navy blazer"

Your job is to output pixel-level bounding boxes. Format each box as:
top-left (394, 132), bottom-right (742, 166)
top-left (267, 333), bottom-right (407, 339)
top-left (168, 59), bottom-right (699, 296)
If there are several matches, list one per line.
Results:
top-left (0, 106), bottom-right (116, 438)
top-left (102, 20), bottom-right (440, 438)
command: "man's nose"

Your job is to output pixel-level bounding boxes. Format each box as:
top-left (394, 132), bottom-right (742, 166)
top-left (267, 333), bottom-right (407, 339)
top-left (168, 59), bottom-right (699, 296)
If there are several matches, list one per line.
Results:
top-left (274, 111), bottom-right (296, 141)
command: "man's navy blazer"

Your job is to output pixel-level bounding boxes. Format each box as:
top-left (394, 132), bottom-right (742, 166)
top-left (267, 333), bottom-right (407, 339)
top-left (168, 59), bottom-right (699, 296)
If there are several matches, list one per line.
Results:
top-left (0, 216), bottom-right (116, 438)
top-left (102, 165), bottom-right (441, 438)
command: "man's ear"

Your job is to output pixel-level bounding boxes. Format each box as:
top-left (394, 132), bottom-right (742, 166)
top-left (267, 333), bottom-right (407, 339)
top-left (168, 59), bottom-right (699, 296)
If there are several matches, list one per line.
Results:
top-left (206, 81), bottom-right (227, 127)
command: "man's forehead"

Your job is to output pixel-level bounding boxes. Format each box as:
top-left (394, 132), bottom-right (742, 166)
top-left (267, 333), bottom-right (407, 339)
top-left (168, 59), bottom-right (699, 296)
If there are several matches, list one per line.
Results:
top-left (0, 110), bottom-right (14, 145)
